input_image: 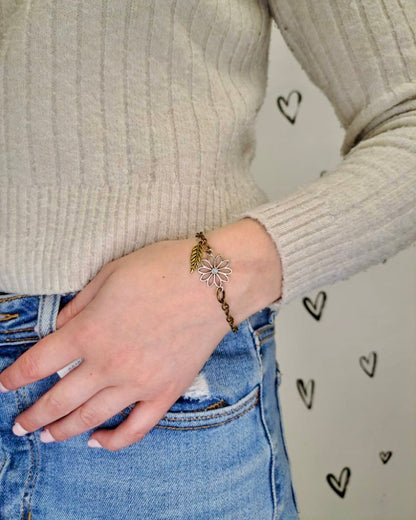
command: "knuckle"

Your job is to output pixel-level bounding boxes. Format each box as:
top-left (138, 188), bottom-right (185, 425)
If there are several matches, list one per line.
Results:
top-left (78, 406), bottom-right (101, 428)
top-left (19, 353), bottom-right (40, 380)
top-left (44, 393), bottom-right (66, 415)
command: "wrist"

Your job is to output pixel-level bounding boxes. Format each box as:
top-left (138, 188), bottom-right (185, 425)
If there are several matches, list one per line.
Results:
top-left (205, 218), bottom-right (283, 324)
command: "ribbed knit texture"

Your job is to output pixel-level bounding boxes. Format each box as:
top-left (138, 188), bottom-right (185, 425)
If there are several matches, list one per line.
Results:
top-left (1, 1), bottom-right (415, 311)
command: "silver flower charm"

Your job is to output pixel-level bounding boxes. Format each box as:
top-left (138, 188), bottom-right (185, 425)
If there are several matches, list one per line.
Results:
top-left (198, 253), bottom-right (232, 288)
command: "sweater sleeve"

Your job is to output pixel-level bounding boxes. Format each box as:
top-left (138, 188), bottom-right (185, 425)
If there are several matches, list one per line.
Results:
top-left (232, 0), bottom-right (416, 310)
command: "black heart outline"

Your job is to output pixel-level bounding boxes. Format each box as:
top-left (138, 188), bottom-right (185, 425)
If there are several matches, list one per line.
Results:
top-left (302, 291), bottom-right (327, 321)
top-left (296, 379), bottom-right (315, 410)
top-left (326, 467), bottom-right (351, 498)
top-left (276, 89), bottom-right (302, 124)
top-left (379, 451), bottom-right (392, 464)
top-left (359, 351), bottom-right (377, 378)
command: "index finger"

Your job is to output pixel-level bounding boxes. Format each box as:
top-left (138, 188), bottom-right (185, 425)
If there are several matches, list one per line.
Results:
top-left (0, 326), bottom-right (81, 391)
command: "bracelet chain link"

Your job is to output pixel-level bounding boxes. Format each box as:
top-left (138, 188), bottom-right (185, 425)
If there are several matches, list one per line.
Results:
top-left (190, 231), bottom-right (238, 333)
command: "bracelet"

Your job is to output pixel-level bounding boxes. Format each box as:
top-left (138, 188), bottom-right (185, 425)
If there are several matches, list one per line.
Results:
top-left (189, 231), bottom-right (238, 333)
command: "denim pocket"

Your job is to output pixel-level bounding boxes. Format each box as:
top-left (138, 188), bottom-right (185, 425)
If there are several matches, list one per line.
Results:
top-left (99, 385), bottom-right (260, 432)
top-left (155, 385), bottom-right (260, 430)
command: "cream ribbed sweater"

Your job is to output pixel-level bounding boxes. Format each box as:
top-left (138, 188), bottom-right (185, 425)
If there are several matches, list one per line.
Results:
top-left (1, 0), bottom-right (415, 311)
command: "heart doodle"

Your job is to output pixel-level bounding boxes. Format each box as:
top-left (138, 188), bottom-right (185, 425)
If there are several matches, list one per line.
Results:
top-left (326, 467), bottom-right (351, 498)
top-left (359, 351), bottom-right (377, 377)
top-left (302, 291), bottom-right (327, 321)
top-left (296, 379), bottom-right (315, 409)
top-left (276, 90), bottom-right (302, 124)
top-left (379, 451), bottom-right (392, 464)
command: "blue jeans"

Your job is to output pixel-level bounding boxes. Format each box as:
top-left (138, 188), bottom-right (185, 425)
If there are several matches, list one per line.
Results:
top-left (0, 291), bottom-right (299, 520)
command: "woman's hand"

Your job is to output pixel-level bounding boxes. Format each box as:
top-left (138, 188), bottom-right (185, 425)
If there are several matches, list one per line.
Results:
top-left (0, 218), bottom-right (282, 451)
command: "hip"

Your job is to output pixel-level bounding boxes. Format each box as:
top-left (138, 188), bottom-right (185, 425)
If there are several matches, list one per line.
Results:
top-left (0, 290), bottom-right (299, 520)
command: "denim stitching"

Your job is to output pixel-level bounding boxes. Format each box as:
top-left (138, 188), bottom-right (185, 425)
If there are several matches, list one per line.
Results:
top-left (15, 391), bottom-right (34, 520)
top-left (2, 327), bottom-right (37, 333)
top-left (246, 317), bottom-right (278, 520)
top-left (21, 387), bottom-right (41, 520)
top-left (53, 294), bottom-right (60, 331)
top-left (246, 318), bottom-right (261, 351)
top-left (191, 398), bottom-right (229, 412)
top-left (119, 397), bottom-right (230, 419)
top-left (0, 451), bottom-right (8, 476)
top-left (50, 294), bottom-right (60, 334)
top-left (49, 295), bottom-right (57, 334)
top-left (275, 373), bottom-right (300, 513)
top-left (254, 324), bottom-right (274, 335)
top-left (0, 313), bottom-right (20, 321)
top-left (160, 387), bottom-right (259, 422)
top-left (14, 385), bottom-right (24, 414)
top-left (154, 394), bottom-right (259, 431)
top-left (258, 332), bottom-right (275, 345)
top-left (1, 337), bottom-right (39, 343)
top-left (0, 295), bottom-right (27, 303)
top-left (38, 296), bottom-right (45, 337)
top-left (258, 381), bottom-right (278, 519)
top-left (27, 433), bottom-right (40, 520)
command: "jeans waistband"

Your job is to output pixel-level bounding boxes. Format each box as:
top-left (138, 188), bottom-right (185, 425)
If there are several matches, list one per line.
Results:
top-left (0, 291), bottom-right (277, 346)
top-left (246, 305), bottom-right (278, 331)
top-left (0, 291), bottom-right (78, 346)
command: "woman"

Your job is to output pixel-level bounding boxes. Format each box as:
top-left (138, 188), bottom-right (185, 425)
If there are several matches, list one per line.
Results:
top-left (0, 1), bottom-right (415, 519)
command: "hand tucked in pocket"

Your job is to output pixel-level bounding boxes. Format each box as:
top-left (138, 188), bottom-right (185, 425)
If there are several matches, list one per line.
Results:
top-left (0, 218), bottom-right (282, 451)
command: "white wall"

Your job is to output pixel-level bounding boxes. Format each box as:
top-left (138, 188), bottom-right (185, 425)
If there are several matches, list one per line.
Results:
top-left (251, 23), bottom-right (416, 520)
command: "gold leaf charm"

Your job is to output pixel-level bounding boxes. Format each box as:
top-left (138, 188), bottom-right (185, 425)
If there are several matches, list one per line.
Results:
top-left (190, 242), bottom-right (204, 273)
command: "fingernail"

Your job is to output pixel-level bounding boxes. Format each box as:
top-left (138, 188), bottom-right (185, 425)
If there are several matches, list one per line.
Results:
top-left (88, 438), bottom-right (103, 448)
top-left (34, 324), bottom-right (38, 332)
top-left (12, 422), bottom-right (29, 436)
top-left (40, 429), bottom-right (56, 443)
top-left (0, 381), bottom-right (10, 393)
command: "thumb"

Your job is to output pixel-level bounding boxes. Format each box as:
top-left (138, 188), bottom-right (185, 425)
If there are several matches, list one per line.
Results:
top-left (56, 259), bottom-right (118, 329)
